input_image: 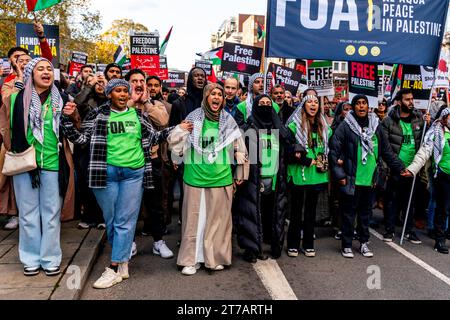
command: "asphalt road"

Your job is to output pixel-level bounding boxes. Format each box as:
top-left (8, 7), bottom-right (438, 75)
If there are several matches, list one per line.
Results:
top-left (81, 210), bottom-right (450, 300)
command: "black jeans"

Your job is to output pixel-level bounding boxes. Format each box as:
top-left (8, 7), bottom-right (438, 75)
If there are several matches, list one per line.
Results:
top-left (287, 183), bottom-right (324, 250)
top-left (142, 158), bottom-right (166, 241)
top-left (434, 171), bottom-right (450, 242)
top-left (384, 176), bottom-right (416, 234)
top-left (168, 163), bottom-right (184, 221)
top-left (73, 146), bottom-right (103, 225)
top-left (341, 186), bottom-right (373, 248)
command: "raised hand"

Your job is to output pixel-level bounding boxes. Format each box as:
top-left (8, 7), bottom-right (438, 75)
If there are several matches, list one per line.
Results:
top-left (33, 22), bottom-right (45, 38)
top-left (63, 102), bottom-right (77, 116)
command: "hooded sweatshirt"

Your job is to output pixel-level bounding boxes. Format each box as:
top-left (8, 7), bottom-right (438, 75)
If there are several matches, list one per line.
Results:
top-left (168, 67), bottom-right (206, 127)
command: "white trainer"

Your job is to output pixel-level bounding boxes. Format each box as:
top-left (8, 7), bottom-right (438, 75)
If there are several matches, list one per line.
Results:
top-left (129, 242), bottom-right (137, 259)
top-left (181, 263), bottom-right (201, 276)
top-left (360, 242), bottom-right (374, 258)
top-left (4, 216), bottom-right (19, 230)
top-left (211, 265), bottom-right (224, 271)
top-left (153, 240), bottom-right (174, 259)
top-left (118, 262), bottom-right (129, 279)
top-left (93, 267), bottom-right (122, 289)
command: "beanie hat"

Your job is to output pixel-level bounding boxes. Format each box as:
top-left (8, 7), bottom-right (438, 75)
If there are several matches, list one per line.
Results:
top-left (248, 73), bottom-right (264, 91)
top-left (105, 79), bottom-right (130, 96)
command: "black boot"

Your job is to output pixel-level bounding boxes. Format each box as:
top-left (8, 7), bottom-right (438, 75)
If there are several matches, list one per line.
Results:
top-left (243, 250), bottom-right (257, 263)
top-left (434, 241), bottom-right (449, 254)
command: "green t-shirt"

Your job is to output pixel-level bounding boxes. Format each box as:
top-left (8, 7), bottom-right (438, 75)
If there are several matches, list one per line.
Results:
top-left (183, 119), bottom-right (233, 188)
top-left (287, 121), bottom-right (330, 186)
top-left (237, 100), bottom-right (280, 121)
top-left (106, 108), bottom-right (145, 169)
top-left (438, 131), bottom-right (450, 175)
top-left (355, 135), bottom-right (379, 187)
top-left (260, 132), bottom-right (279, 179)
top-left (23, 95), bottom-right (59, 171)
top-left (399, 120), bottom-right (416, 167)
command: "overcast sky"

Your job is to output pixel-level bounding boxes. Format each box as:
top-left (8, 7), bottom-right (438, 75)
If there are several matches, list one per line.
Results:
top-left (91, 0), bottom-right (267, 71)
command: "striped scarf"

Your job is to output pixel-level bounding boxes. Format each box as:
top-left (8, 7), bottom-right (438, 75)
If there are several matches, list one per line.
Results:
top-left (23, 57), bottom-right (63, 145)
top-left (344, 112), bottom-right (379, 165)
top-left (185, 108), bottom-right (241, 163)
top-left (286, 95), bottom-right (329, 155)
top-left (425, 107), bottom-right (450, 177)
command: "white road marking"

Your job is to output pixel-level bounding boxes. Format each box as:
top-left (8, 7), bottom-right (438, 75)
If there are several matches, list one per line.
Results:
top-left (370, 228), bottom-right (450, 286)
top-left (253, 258), bottom-right (298, 300)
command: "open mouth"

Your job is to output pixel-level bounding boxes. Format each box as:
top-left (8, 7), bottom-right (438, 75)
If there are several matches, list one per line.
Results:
top-left (210, 101), bottom-right (221, 111)
top-left (135, 86), bottom-right (144, 93)
top-left (41, 75), bottom-right (51, 82)
top-left (118, 98), bottom-right (128, 104)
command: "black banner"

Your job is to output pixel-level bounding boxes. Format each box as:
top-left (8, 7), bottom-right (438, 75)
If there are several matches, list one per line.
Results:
top-left (401, 64), bottom-right (431, 109)
top-left (195, 60), bottom-right (212, 76)
top-left (221, 42), bottom-right (263, 75)
top-left (269, 62), bottom-right (303, 95)
top-left (130, 33), bottom-right (159, 55)
top-left (348, 61), bottom-right (379, 107)
top-left (159, 56), bottom-right (167, 69)
top-left (71, 51), bottom-right (88, 64)
top-left (16, 23), bottom-right (60, 66)
top-left (163, 71), bottom-right (186, 88)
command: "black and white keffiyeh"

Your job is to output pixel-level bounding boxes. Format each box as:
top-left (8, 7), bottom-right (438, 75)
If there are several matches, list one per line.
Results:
top-left (23, 57), bottom-right (63, 145)
top-left (344, 111), bottom-right (379, 164)
top-left (185, 107), bottom-right (242, 163)
top-left (286, 95), bottom-right (330, 155)
top-left (424, 107), bottom-right (450, 177)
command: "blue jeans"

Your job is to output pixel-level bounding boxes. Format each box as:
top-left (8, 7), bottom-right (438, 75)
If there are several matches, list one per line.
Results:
top-left (13, 170), bottom-right (62, 269)
top-left (92, 165), bottom-right (144, 263)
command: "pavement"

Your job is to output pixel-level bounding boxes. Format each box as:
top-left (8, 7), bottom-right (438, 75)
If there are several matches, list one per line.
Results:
top-left (0, 217), bottom-right (105, 300)
top-left (81, 210), bottom-right (450, 300)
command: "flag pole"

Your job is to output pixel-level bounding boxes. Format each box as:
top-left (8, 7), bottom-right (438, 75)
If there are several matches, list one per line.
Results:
top-left (399, 61), bottom-right (439, 245)
top-left (263, 16), bottom-right (268, 94)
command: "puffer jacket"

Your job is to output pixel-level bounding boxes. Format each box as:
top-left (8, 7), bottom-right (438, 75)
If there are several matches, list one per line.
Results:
top-left (234, 121), bottom-right (291, 257)
top-left (381, 105), bottom-right (425, 155)
top-left (329, 118), bottom-right (405, 196)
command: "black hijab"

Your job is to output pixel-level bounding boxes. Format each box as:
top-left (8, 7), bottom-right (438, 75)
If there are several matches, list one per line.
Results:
top-left (351, 94), bottom-right (370, 128)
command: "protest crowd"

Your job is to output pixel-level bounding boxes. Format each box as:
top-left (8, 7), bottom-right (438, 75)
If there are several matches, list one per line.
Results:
top-left (1, 12), bottom-right (450, 291)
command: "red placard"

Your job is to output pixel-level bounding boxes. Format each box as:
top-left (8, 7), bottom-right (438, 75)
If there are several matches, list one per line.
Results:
top-left (68, 61), bottom-right (85, 77)
top-left (130, 55), bottom-right (160, 76)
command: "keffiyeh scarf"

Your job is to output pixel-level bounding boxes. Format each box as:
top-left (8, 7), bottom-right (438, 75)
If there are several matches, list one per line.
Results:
top-left (344, 112), bottom-right (379, 164)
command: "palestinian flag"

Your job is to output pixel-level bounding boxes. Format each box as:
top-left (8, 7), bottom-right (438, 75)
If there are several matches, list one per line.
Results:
top-left (201, 47), bottom-right (223, 66)
top-left (257, 21), bottom-right (266, 41)
top-left (160, 26), bottom-right (173, 56)
top-left (113, 45), bottom-right (127, 67)
top-left (26, 0), bottom-right (62, 11)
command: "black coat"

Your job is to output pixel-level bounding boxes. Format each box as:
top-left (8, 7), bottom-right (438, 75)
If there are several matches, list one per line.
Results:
top-left (234, 121), bottom-right (292, 256)
top-left (329, 120), bottom-right (405, 196)
top-left (381, 105), bottom-right (425, 155)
